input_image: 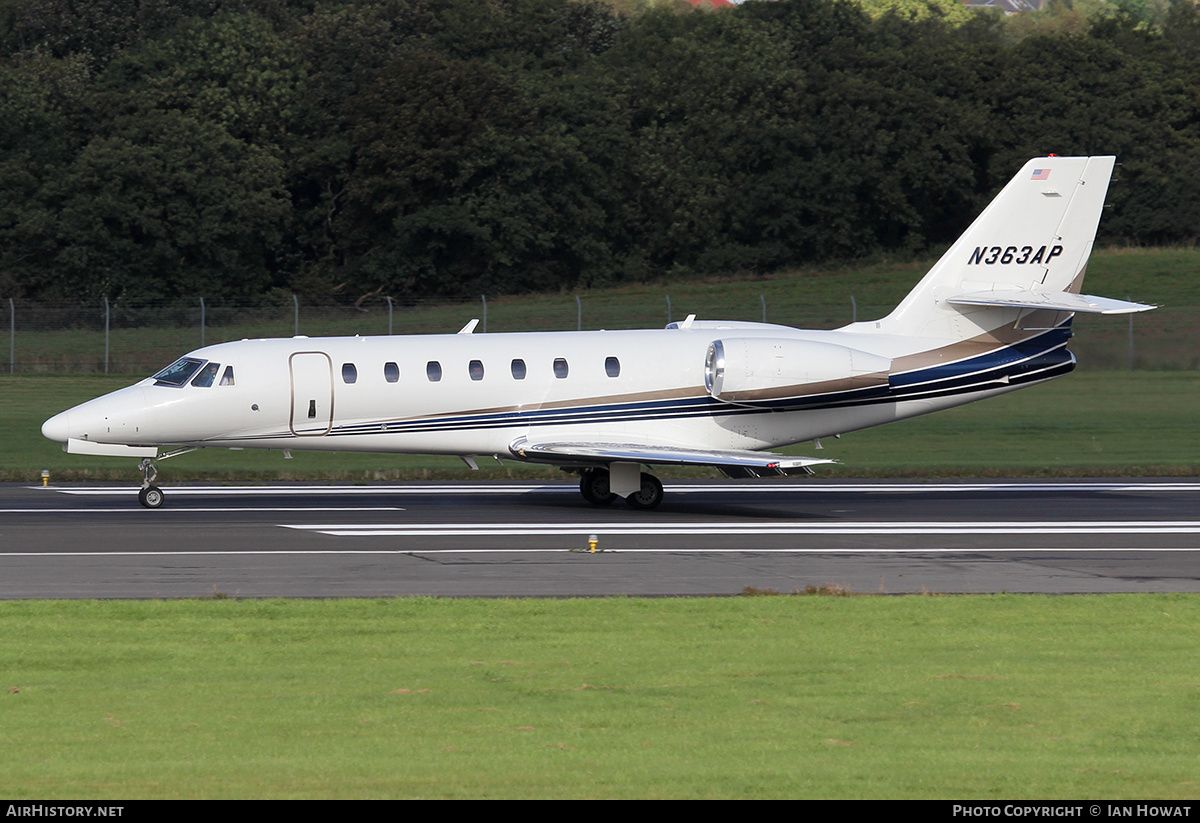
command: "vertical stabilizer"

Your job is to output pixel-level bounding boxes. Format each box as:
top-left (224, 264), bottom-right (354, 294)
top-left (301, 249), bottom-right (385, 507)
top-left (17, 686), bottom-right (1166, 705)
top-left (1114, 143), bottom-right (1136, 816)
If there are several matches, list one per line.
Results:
top-left (874, 156), bottom-right (1116, 341)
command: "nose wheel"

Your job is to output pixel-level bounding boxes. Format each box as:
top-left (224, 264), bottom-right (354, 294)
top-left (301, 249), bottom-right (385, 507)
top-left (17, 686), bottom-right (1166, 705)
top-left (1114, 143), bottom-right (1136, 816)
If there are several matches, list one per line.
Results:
top-left (138, 485), bottom-right (164, 508)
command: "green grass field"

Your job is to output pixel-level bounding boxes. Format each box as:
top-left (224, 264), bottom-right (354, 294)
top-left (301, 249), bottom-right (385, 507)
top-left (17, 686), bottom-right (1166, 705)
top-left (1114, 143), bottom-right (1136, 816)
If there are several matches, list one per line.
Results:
top-left (2, 596), bottom-right (1198, 799)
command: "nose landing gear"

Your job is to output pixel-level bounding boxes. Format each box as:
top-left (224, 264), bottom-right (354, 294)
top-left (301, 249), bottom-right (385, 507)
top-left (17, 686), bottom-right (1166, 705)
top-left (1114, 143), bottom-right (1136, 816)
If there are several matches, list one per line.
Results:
top-left (137, 457), bottom-right (164, 509)
top-left (135, 448), bottom-right (197, 508)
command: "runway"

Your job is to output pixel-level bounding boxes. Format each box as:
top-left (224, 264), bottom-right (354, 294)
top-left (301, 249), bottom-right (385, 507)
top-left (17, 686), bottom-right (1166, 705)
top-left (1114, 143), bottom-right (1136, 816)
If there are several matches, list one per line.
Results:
top-left (2, 479), bottom-right (1199, 598)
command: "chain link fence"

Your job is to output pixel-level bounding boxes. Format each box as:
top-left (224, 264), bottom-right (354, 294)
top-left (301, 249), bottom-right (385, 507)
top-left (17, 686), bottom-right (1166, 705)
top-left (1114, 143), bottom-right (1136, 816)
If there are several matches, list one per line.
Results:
top-left (3, 293), bottom-right (1194, 375)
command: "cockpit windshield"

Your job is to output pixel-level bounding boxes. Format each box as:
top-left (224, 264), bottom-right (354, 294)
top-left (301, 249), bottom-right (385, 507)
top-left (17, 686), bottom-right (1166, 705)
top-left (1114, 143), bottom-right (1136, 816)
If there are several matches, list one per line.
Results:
top-left (152, 357), bottom-right (205, 387)
top-left (191, 362), bottom-right (221, 387)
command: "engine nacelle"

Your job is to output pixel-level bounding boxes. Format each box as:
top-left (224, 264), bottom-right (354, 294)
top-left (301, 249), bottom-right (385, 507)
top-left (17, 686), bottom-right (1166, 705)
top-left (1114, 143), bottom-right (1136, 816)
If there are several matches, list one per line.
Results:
top-left (705, 338), bottom-right (892, 404)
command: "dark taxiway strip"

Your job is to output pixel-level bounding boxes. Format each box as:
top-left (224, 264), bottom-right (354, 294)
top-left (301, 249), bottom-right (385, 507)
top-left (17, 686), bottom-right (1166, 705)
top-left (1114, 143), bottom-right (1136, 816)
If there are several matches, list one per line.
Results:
top-left (1, 480), bottom-right (1198, 598)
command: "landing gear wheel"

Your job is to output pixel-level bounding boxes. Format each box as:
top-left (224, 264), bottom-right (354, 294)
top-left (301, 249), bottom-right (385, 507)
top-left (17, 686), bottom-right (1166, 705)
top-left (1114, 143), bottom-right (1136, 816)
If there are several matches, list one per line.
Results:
top-left (138, 485), bottom-right (164, 509)
top-left (579, 469), bottom-right (616, 506)
top-left (625, 472), bottom-right (664, 510)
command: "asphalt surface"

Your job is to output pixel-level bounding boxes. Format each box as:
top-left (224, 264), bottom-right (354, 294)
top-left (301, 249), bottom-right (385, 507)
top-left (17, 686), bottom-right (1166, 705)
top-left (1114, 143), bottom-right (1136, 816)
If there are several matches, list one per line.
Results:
top-left (1, 479), bottom-right (1198, 598)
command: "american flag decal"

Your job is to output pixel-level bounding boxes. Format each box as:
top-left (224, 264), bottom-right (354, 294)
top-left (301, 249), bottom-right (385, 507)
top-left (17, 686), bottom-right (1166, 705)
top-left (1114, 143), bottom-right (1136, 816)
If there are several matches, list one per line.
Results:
top-left (1031, 168), bottom-right (1051, 181)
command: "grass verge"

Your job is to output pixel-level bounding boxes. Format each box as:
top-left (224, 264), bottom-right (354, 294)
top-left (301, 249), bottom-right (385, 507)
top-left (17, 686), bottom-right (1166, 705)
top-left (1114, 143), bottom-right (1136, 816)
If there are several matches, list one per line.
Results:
top-left (2, 595), bottom-right (1198, 799)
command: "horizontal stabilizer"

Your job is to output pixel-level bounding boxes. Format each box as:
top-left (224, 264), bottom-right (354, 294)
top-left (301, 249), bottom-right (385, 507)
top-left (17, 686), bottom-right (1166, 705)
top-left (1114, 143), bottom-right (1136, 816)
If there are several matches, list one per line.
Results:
top-left (946, 290), bottom-right (1155, 315)
top-left (509, 437), bottom-right (835, 473)
top-left (67, 437), bottom-right (158, 458)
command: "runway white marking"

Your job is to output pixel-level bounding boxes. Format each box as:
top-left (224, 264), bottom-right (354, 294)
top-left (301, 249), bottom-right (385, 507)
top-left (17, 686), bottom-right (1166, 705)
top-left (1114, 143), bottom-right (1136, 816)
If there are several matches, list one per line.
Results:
top-left (0, 507), bottom-right (403, 513)
top-left (282, 521), bottom-right (1200, 537)
top-left (4, 546), bottom-right (1200, 557)
top-left (38, 485), bottom-right (527, 496)
top-left (36, 481), bottom-right (1200, 496)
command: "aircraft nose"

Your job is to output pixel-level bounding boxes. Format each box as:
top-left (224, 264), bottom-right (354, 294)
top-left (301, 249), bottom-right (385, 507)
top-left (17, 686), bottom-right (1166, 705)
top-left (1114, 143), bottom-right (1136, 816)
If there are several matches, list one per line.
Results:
top-left (42, 410), bottom-right (71, 443)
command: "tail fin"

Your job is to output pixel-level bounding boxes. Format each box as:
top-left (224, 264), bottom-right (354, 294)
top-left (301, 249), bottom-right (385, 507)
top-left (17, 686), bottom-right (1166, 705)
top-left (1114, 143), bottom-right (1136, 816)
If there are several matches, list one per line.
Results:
top-left (874, 156), bottom-right (1151, 341)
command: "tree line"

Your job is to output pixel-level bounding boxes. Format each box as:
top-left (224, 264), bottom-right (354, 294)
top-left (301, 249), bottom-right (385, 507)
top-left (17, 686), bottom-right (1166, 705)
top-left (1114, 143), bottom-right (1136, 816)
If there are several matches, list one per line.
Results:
top-left (1, 0), bottom-right (1198, 308)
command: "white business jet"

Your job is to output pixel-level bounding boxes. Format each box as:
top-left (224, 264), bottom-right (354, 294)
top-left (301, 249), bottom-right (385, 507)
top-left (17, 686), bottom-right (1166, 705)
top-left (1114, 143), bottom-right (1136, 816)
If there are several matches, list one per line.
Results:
top-left (42, 156), bottom-right (1153, 508)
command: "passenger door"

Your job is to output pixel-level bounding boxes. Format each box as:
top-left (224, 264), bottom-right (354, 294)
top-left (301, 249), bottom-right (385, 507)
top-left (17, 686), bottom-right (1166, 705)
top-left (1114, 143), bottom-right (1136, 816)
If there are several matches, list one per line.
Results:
top-left (289, 352), bottom-right (334, 436)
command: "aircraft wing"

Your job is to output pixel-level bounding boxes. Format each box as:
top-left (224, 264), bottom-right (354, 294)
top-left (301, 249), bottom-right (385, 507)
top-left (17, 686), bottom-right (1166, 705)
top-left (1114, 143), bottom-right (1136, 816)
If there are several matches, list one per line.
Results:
top-left (508, 436), bottom-right (835, 477)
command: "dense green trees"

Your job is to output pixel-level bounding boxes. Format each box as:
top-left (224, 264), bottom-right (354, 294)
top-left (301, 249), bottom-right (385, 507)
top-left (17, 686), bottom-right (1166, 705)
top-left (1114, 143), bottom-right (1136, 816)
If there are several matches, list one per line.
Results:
top-left (2, 0), bottom-right (1199, 306)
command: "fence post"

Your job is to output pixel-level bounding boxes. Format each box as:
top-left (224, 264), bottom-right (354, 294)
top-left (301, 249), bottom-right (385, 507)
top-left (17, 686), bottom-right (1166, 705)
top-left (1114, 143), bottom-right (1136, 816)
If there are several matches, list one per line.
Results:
top-left (104, 297), bottom-right (110, 375)
top-left (293, 294), bottom-right (299, 336)
top-left (576, 295), bottom-right (582, 331)
top-left (199, 296), bottom-right (205, 349)
top-left (481, 295), bottom-right (487, 333)
top-left (666, 294), bottom-right (671, 326)
top-left (386, 296), bottom-right (394, 335)
top-left (761, 294), bottom-right (766, 323)
top-left (8, 298), bottom-right (12, 374)
top-left (851, 295), bottom-right (857, 323)
top-left (1127, 297), bottom-right (1134, 370)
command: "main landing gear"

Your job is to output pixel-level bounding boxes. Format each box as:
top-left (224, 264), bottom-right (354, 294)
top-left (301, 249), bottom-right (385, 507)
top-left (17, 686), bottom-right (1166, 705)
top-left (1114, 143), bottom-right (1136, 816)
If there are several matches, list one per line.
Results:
top-left (578, 468), bottom-right (665, 510)
top-left (579, 467), bottom-right (614, 505)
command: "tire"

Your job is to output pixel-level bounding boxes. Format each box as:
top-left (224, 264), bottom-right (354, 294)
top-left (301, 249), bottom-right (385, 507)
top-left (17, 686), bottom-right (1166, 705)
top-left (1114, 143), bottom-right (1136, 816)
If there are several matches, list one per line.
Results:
top-left (138, 486), bottom-right (164, 509)
top-left (579, 469), bottom-right (615, 506)
top-left (625, 473), bottom-right (663, 510)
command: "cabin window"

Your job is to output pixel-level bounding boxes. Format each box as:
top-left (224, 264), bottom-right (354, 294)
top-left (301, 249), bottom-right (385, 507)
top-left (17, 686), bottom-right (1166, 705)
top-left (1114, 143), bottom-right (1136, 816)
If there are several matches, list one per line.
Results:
top-left (511, 359), bottom-right (526, 380)
top-left (219, 366), bottom-right (235, 386)
top-left (427, 361), bottom-right (442, 382)
top-left (384, 362), bottom-right (399, 383)
top-left (152, 357), bottom-right (204, 387)
top-left (342, 363), bottom-right (357, 384)
top-left (469, 360), bottom-right (484, 381)
top-left (605, 356), bottom-right (620, 378)
top-left (191, 362), bottom-right (221, 387)
top-left (553, 358), bottom-right (569, 379)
